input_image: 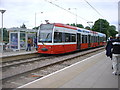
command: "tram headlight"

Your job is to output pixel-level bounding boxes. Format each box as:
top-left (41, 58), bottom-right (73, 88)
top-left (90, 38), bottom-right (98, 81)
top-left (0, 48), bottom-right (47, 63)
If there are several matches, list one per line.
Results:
top-left (41, 48), bottom-right (48, 51)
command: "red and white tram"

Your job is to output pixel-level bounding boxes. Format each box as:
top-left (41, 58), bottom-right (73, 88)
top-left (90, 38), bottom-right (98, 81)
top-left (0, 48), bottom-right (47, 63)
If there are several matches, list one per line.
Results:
top-left (37, 23), bottom-right (106, 54)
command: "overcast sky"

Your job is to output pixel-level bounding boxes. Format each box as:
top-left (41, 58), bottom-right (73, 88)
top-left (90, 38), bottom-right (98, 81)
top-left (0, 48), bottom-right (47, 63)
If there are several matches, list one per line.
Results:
top-left (0, 0), bottom-right (119, 30)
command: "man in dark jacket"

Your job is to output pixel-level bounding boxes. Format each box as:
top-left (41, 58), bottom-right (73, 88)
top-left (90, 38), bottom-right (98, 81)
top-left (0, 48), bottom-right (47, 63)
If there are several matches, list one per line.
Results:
top-left (106, 34), bottom-right (120, 75)
top-left (105, 40), bottom-right (113, 59)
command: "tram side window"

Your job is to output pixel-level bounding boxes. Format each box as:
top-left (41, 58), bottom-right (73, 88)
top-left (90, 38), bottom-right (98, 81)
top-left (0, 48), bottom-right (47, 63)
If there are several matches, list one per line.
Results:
top-left (82, 35), bottom-right (84, 43)
top-left (70, 34), bottom-right (76, 42)
top-left (94, 36), bottom-right (96, 42)
top-left (97, 36), bottom-right (99, 42)
top-left (99, 37), bottom-right (101, 42)
top-left (100, 37), bottom-right (103, 42)
top-left (95, 36), bottom-right (97, 42)
top-left (98, 36), bottom-right (100, 42)
top-left (85, 35), bottom-right (87, 43)
top-left (64, 33), bottom-right (76, 42)
top-left (96, 36), bottom-right (98, 42)
top-left (82, 35), bottom-right (87, 43)
top-left (93, 36), bottom-right (95, 42)
top-left (104, 37), bottom-right (106, 41)
top-left (94, 36), bottom-right (95, 42)
top-left (91, 36), bottom-right (94, 43)
top-left (88, 35), bottom-right (91, 43)
top-left (97, 36), bottom-right (98, 42)
top-left (54, 32), bottom-right (62, 43)
top-left (102, 37), bottom-right (104, 42)
top-left (65, 33), bottom-right (70, 42)
top-left (101, 37), bottom-right (103, 42)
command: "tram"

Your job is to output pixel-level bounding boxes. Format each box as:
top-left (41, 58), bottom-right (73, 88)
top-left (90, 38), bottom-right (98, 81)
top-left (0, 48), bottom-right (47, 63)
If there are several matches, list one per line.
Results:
top-left (37, 23), bottom-right (106, 54)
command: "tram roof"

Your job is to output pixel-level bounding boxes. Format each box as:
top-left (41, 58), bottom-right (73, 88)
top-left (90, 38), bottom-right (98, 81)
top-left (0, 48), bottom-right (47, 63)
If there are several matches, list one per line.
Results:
top-left (54, 23), bottom-right (77, 30)
top-left (98, 32), bottom-right (106, 37)
top-left (53, 23), bottom-right (97, 34)
top-left (45, 23), bottom-right (105, 36)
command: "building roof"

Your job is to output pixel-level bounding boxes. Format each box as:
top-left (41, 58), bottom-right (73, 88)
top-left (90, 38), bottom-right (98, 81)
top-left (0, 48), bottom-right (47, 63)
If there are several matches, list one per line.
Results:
top-left (7, 27), bottom-right (37, 32)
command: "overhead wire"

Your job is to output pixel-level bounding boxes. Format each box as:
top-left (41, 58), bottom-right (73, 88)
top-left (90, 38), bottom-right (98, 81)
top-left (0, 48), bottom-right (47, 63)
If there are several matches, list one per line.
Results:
top-left (44, 0), bottom-right (89, 22)
top-left (84, 0), bottom-right (104, 18)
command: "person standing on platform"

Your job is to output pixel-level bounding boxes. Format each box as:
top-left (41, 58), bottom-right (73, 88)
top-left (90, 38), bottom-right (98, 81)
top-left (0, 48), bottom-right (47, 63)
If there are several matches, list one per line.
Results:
top-left (34, 37), bottom-right (37, 50)
top-left (106, 34), bottom-right (120, 75)
top-left (26, 38), bottom-right (32, 51)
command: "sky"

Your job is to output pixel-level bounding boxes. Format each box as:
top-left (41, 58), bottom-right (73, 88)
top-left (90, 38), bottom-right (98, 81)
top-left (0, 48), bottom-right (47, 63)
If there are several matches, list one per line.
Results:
top-left (0, 0), bottom-right (119, 30)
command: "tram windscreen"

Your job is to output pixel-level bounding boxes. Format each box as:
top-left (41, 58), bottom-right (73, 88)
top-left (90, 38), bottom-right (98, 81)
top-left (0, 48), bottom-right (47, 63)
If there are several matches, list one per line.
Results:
top-left (38, 24), bottom-right (53, 43)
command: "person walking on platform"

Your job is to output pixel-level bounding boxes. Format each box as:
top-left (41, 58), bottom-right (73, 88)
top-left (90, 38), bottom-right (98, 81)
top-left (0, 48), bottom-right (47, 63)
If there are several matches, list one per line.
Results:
top-left (107, 36), bottom-right (114, 41)
top-left (106, 34), bottom-right (120, 75)
top-left (26, 38), bottom-right (32, 51)
top-left (106, 36), bottom-right (114, 59)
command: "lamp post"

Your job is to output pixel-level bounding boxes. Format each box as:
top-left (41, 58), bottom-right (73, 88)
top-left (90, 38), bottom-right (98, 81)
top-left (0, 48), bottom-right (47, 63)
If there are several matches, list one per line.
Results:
top-left (35, 12), bottom-right (43, 28)
top-left (0, 9), bottom-right (6, 52)
top-left (118, 1), bottom-right (120, 34)
top-left (68, 8), bottom-right (77, 25)
top-left (119, 24), bottom-right (120, 35)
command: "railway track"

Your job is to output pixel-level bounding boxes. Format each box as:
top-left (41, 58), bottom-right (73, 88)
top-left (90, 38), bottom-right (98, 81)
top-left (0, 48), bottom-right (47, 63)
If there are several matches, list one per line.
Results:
top-left (2, 56), bottom-right (56, 69)
top-left (2, 55), bottom-right (59, 80)
top-left (1, 52), bottom-right (39, 63)
top-left (2, 46), bottom-right (105, 89)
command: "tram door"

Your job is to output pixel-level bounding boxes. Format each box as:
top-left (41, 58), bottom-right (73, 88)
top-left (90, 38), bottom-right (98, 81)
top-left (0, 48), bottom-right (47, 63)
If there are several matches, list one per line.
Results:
top-left (77, 33), bottom-right (81, 50)
top-left (98, 36), bottom-right (100, 45)
top-left (88, 35), bottom-right (91, 47)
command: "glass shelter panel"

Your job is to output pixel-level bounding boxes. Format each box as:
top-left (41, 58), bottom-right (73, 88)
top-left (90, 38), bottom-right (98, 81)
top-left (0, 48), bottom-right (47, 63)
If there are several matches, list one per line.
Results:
top-left (10, 33), bottom-right (18, 49)
top-left (20, 32), bottom-right (26, 49)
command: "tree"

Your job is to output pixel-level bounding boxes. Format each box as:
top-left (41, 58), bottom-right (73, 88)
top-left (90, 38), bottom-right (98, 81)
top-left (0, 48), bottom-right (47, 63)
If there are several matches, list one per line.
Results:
top-left (33, 26), bottom-right (40, 30)
top-left (92, 19), bottom-right (109, 33)
top-left (76, 24), bottom-right (84, 28)
top-left (67, 23), bottom-right (84, 28)
top-left (108, 25), bottom-right (118, 37)
top-left (92, 19), bottom-right (110, 38)
top-left (85, 26), bottom-right (91, 30)
top-left (20, 23), bottom-right (27, 29)
top-left (3, 28), bottom-right (9, 43)
top-left (70, 23), bottom-right (76, 27)
top-left (92, 19), bottom-right (118, 38)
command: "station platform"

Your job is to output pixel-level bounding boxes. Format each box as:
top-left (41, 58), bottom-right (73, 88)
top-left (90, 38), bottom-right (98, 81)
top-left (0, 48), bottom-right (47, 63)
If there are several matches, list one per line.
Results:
top-left (18, 51), bottom-right (119, 88)
top-left (1, 49), bottom-right (37, 58)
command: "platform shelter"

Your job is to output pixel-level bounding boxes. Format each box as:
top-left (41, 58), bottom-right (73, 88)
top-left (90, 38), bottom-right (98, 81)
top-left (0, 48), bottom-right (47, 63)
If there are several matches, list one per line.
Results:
top-left (8, 28), bottom-right (37, 51)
